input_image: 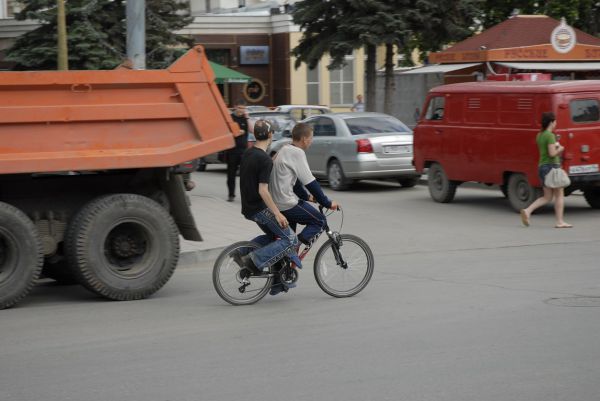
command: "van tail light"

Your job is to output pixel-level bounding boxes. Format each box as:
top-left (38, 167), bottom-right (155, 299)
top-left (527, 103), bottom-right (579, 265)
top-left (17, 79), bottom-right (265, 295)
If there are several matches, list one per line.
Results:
top-left (355, 139), bottom-right (373, 153)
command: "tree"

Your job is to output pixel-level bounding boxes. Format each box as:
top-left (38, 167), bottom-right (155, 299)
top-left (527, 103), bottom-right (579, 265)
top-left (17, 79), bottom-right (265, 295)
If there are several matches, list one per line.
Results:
top-left (292, 0), bottom-right (409, 113)
top-left (480, 0), bottom-right (600, 36)
top-left (5, 0), bottom-right (192, 70)
top-left (292, 0), bottom-right (481, 114)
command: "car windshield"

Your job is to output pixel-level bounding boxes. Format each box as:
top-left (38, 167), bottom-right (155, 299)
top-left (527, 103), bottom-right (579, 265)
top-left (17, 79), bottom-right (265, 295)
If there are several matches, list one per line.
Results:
top-left (345, 116), bottom-right (411, 135)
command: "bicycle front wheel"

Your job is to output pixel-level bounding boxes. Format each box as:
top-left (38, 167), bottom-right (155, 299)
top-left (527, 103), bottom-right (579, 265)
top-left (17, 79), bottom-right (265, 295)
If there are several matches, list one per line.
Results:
top-left (313, 234), bottom-right (374, 298)
top-left (213, 241), bottom-right (273, 305)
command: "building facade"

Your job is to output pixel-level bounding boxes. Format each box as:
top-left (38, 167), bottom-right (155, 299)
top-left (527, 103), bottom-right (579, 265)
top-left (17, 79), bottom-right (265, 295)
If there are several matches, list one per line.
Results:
top-left (0, 0), bottom-right (368, 110)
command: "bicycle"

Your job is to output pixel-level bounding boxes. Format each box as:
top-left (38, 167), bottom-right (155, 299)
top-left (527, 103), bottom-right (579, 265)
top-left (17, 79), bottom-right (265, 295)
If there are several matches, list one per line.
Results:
top-left (212, 207), bottom-right (374, 305)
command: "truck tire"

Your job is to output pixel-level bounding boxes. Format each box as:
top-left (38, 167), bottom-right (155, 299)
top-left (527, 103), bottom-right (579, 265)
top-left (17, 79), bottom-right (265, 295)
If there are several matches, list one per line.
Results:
top-left (507, 173), bottom-right (541, 212)
top-left (583, 188), bottom-right (600, 208)
top-left (427, 163), bottom-right (457, 203)
top-left (65, 194), bottom-right (179, 301)
top-left (0, 202), bottom-right (44, 309)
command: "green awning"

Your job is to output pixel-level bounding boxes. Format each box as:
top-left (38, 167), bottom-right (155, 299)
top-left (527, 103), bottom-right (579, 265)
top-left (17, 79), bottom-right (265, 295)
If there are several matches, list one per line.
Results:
top-left (209, 61), bottom-right (252, 84)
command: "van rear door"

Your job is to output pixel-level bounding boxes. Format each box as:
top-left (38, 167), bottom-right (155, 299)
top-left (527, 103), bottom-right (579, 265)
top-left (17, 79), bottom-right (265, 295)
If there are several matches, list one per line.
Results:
top-left (562, 95), bottom-right (600, 179)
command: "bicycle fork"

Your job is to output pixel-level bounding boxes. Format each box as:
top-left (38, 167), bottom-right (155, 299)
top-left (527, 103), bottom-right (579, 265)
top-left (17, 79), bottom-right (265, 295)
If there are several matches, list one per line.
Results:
top-left (328, 231), bottom-right (348, 269)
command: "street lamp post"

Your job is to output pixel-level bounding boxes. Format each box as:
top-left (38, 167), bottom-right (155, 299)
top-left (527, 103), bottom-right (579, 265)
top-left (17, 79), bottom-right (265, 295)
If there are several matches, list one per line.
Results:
top-left (126, 0), bottom-right (146, 70)
top-left (57, 0), bottom-right (68, 70)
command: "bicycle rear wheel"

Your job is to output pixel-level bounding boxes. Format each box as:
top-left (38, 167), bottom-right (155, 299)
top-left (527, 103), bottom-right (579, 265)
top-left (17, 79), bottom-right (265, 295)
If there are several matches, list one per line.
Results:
top-left (313, 234), bottom-right (374, 298)
top-left (213, 241), bottom-right (273, 305)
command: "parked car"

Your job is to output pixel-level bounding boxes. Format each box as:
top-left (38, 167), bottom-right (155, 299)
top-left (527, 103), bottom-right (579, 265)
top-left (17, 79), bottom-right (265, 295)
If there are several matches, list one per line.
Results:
top-left (197, 111), bottom-right (295, 170)
top-left (271, 112), bottom-right (419, 190)
top-left (275, 104), bottom-right (331, 122)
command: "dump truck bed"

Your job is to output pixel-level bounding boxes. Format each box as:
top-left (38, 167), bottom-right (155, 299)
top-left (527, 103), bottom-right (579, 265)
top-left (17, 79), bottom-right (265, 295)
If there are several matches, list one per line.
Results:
top-left (0, 46), bottom-right (237, 174)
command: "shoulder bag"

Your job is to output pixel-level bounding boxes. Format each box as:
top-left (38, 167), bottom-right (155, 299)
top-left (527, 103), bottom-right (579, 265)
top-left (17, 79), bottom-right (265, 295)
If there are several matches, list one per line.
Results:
top-left (544, 167), bottom-right (571, 188)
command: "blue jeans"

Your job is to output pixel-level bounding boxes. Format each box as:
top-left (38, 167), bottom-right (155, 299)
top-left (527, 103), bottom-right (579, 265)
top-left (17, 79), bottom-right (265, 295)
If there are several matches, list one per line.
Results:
top-left (539, 163), bottom-right (560, 187)
top-left (247, 209), bottom-right (299, 271)
top-left (281, 200), bottom-right (326, 245)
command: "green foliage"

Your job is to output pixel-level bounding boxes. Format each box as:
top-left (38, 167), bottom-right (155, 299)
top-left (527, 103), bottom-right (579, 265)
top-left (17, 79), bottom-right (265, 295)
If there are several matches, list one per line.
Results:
top-left (5, 0), bottom-right (192, 70)
top-left (481, 0), bottom-right (600, 36)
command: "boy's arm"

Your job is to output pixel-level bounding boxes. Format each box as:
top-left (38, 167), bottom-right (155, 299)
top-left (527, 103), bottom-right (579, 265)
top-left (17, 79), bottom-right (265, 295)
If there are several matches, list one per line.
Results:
top-left (258, 183), bottom-right (288, 228)
top-left (293, 179), bottom-right (310, 201)
top-left (305, 180), bottom-right (335, 209)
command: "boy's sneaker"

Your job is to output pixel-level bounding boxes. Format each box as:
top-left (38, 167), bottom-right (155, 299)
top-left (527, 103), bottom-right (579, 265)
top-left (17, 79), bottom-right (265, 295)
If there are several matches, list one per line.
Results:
top-left (231, 251), bottom-right (261, 277)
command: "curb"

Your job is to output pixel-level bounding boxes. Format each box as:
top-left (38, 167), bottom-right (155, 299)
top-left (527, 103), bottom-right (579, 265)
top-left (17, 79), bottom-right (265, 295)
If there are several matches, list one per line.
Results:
top-left (179, 246), bottom-right (226, 267)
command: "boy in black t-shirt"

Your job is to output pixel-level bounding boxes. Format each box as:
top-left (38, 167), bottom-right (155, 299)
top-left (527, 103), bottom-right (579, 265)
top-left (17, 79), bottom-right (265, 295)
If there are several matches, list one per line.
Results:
top-left (235, 120), bottom-right (299, 279)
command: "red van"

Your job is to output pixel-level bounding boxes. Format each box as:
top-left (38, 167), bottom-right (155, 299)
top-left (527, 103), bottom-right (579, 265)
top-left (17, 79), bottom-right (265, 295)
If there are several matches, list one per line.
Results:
top-left (413, 81), bottom-right (600, 211)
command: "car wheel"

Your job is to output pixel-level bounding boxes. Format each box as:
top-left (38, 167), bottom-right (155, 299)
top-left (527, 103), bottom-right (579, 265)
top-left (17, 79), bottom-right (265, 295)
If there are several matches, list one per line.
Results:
top-left (398, 177), bottom-right (418, 188)
top-left (507, 173), bottom-right (541, 212)
top-left (327, 160), bottom-right (350, 191)
top-left (427, 163), bottom-right (457, 203)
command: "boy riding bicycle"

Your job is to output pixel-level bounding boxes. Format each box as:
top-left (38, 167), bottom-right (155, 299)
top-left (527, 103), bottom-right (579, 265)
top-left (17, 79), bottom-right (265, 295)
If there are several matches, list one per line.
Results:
top-left (234, 120), bottom-right (299, 278)
top-left (270, 122), bottom-right (339, 250)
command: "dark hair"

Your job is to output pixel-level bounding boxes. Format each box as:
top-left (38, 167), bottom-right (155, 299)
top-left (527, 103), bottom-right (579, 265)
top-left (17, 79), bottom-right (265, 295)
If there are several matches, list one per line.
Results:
top-left (292, 122), bottom-right (313, 141)
top-left (541, 112), bottom-right (556, 130)
top-left (253, 120), bottom-right (273, 141)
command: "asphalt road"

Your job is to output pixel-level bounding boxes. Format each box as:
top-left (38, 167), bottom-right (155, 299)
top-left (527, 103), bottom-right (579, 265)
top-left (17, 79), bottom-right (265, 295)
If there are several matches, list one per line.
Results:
top-left (2, 173), bottom-right (600, 401)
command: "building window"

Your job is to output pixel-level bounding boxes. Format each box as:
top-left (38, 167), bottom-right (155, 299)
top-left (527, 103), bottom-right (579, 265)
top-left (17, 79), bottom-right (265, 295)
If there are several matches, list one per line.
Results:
top-left (307, 64), bottom-right (320, 105)
top-left (239, 0), bottom-right (246, 7)
top-left (2, 0), bottom-right (20, 18)
top-left (329, 57), bottom-right (354, 106)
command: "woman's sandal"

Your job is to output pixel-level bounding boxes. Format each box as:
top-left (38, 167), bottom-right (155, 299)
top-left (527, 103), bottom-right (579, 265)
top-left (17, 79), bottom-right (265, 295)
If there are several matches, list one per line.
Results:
top-left (520, 209), bottom-right (529, 227)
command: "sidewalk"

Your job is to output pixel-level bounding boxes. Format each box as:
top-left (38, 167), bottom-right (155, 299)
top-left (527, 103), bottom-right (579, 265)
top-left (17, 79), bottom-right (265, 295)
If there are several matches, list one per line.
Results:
top-left (178, 169), bottom-right (260, 266)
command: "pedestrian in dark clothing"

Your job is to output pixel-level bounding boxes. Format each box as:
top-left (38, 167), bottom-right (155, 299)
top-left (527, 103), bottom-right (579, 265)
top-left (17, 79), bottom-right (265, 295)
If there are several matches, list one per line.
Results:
top-left (227, 100), bottom-right (249, 202)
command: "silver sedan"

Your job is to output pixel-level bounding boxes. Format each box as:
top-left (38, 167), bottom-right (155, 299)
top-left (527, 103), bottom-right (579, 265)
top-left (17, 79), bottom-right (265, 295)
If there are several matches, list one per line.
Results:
top-left (271, 112), bottom-right (419, 190)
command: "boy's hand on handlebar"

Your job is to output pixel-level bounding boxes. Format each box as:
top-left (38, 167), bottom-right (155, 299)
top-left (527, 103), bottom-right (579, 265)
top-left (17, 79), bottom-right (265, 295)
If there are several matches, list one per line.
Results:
top-left (329, 201), bottom-right (340, 211)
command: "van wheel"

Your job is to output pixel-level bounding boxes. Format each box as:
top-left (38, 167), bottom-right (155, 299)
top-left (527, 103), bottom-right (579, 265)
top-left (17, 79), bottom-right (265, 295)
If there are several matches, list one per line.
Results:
top-left (0, 202), bottom-right (44, 309)
top-left (427, 163), bottom-right (457, 203)
top-left (65, 194), bottom-right (179, 301)
top-left (583, 188), bottom-right (600, 208)
top-left (507, 173), bottom-right (541, 212)
top-left (328, 160), bottom-right (350, 191)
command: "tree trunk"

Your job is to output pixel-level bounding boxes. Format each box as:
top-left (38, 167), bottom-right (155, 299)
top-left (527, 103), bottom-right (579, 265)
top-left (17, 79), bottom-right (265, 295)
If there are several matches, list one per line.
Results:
top-left (383, 43), bottom-right (395, 115)
top-left (365, 44), bottom-right (377, 112)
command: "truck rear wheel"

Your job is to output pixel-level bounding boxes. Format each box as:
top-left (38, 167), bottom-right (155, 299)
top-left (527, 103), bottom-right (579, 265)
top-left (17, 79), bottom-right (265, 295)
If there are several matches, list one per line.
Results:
top-left (507, 173), bottom-right (541, 212)
top-left (427, 163), bottom-right (457, 203)
top-left (65, 194), bottom-right (179, 301)
top-left (583, 188), bottom-right (600, 208)
top-left (0, 202), bottom-right (44, 309)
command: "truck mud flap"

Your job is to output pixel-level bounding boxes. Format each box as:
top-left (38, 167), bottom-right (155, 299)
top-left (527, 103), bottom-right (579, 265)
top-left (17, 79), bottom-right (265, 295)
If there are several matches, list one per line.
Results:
top-left (161, 173), bottom-right (202, 241)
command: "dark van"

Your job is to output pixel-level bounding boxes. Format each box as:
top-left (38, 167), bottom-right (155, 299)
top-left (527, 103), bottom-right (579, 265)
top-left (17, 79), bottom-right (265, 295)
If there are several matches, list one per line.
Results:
top-left (413, 81), bottom-right (600, 211)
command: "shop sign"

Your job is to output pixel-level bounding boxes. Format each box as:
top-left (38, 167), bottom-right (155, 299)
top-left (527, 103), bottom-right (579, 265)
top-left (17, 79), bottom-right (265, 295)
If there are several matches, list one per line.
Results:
top-left (243, 79), bottom-right (266, 103)
top-left (240, 46), bottom-right (270, 65)
top-left (551, 18), bottom-right (577, 54)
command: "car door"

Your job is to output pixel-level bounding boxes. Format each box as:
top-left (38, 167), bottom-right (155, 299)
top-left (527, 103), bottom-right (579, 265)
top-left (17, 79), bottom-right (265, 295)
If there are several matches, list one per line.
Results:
top-left (305, 116), bottom-right (337, 176)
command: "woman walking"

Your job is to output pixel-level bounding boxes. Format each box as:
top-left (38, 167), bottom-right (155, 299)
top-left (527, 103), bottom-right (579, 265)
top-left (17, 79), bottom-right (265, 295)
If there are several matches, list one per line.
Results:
top-left (520, 112), bottom-right (572, 228)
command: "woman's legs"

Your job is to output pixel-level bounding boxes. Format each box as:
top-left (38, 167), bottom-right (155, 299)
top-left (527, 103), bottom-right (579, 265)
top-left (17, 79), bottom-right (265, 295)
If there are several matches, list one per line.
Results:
top-left (553, 188), bottom-right (572, 227)
top-left (523, 187), bottom-right (553, 223)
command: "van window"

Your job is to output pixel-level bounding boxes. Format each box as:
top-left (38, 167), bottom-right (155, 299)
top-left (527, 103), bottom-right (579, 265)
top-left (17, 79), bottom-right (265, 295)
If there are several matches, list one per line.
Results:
top-left (425, 96), bottom-right (445, 121)
top-left (570, 99), bottom-right (600, 123)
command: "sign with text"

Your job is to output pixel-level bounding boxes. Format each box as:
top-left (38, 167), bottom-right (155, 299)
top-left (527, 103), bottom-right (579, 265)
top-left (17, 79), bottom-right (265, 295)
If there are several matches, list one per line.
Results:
top-left (240, 46), bottom-right (270, 65)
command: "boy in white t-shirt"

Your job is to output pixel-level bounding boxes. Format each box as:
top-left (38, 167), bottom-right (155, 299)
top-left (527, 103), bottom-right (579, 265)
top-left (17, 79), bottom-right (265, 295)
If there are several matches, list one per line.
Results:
top-left (270, 123), bottom-right (339, 248)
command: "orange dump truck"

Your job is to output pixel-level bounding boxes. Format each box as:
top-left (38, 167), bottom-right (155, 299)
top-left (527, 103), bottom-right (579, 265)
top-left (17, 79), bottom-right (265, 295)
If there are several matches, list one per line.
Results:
top-left (0, 46), bottom-right (238, 309)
